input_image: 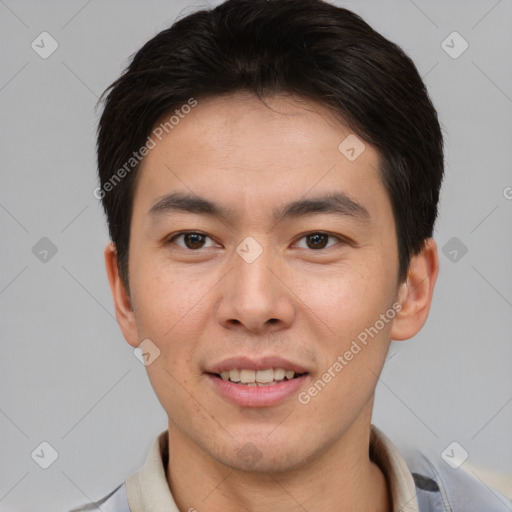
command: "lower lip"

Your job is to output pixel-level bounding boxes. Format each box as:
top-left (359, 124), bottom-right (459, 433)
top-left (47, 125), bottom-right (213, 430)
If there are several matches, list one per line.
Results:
top-left (206, 373), bottom-right (309, 407)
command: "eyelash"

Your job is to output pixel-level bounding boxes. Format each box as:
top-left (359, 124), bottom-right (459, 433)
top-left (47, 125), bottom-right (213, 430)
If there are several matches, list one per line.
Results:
top-left (165, 231), bottom-right (347, 251)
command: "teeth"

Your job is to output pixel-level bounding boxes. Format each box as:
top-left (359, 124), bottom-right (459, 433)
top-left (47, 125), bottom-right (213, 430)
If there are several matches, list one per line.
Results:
top-left (218, 368), bottom-right (299, 384)
top-left (256, 369), bottom-right (274, 383)
top-left (240, 369), bottom-right (256, 383)
top-left (274, 368), bottom-right (286, 381)
top-left (229, 369), bottom-right (240, 382)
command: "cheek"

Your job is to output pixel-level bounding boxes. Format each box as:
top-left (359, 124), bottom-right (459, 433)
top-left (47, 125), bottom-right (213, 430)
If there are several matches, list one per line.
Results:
top-left (130, 257), bottom-right (212, 379)
top-left (145, 357), bottom-right (200, 430)
top-left (131, 255), bottom-right (207, 335)
top-left (302, 272), bottom-right (394, 416)
top-left (302, 263), bottom-right (391, 342)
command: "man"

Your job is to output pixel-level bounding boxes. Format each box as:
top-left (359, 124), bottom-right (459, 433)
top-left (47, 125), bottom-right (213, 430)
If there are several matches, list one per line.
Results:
top-left (71, 0), bottom-right (512, 510)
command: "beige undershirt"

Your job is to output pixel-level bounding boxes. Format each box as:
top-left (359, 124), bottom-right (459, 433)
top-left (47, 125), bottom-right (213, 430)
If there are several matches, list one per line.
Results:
top-left (125, 424), bottom-right (419, 512)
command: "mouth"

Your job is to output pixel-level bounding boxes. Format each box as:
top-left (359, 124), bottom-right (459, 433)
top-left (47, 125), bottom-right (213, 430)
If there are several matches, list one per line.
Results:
top-left (204, 357), bottom-right (310, 407)
top-left (208, 368), bottom-right (308, 387)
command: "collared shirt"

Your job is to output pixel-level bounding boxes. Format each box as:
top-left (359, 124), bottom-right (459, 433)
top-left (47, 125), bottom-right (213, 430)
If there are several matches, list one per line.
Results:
top-left (67, 424), bottom-right (512, 512)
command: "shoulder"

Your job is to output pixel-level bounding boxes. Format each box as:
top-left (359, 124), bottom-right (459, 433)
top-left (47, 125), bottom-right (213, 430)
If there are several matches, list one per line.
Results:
top-left (65, 482), bottom-right (129, 512)
top-left (403, 450), bottom-right (512, 512)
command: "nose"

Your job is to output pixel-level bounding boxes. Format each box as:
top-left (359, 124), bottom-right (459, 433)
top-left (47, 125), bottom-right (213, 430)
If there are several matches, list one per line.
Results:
top-left (216, 242), bottom-right (295, 334)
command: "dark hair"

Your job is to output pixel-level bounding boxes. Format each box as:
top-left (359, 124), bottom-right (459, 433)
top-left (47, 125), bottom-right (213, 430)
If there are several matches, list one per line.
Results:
top-left (96, 0), bottom-right (444, 293)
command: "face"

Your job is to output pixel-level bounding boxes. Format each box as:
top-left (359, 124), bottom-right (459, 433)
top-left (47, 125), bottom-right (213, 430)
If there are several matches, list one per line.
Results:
top-left (111, 92), bottom-right (414, 472)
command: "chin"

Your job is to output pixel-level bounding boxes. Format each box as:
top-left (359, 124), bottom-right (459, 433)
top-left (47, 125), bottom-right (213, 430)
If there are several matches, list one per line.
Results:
top-left (224, 453), bottom-right (311, 474)
top-left (214, 436), bottom-right (316, 474)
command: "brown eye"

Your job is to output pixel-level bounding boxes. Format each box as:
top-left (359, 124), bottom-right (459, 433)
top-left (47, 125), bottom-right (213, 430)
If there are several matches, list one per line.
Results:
top-left (295, 232), bottom-right (341, 250)
top-left (168, 232), bottom-right (217, 250)
top-left (183, 233), bottom-right (206, 249)
top-left (306, 233), bottom-right (329, 249)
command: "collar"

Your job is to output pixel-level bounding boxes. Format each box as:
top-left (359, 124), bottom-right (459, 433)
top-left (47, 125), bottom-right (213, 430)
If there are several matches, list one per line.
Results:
top-left (369, 424), bottom-right (420, 511)
top-left (125, 424), bottom-right (419, 511)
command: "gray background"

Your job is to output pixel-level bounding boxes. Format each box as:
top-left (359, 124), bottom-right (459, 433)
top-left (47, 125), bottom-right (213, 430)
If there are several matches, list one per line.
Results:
top-left (1, 0), bottom-right (511, 510)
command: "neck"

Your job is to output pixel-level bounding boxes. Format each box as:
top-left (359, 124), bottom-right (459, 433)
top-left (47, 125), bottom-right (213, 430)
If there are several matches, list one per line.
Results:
top-left (165, 409), bottom-right (391, 512)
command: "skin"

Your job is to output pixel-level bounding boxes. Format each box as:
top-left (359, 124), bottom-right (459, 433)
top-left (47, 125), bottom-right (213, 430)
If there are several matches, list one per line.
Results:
top-left (105, 92), bottom-right (439, 512)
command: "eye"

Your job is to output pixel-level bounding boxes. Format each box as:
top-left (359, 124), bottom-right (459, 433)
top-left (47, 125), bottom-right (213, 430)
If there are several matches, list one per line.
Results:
top-left (166, 231), bottom-right (218, 250)
top-left (294, 232), bottom-right (343, 250)
top-left (166, 231), bottom-right (346, 251)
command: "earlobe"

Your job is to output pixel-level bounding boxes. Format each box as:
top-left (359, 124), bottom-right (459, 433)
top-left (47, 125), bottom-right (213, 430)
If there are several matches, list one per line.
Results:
top-left (390, 238), bottom-right (440, 342)
top-left (104, 242), bottom-right (140, 347)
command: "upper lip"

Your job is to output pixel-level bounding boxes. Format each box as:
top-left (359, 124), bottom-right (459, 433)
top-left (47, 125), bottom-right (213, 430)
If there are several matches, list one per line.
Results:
top-left (206, 356), bottom-right (309, 375)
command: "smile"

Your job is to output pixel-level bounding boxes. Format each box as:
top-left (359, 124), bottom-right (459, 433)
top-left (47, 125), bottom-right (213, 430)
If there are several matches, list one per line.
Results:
top-left (206, 371), bottom-right (309, 407)
top-left (217, 368), bottom-right (305, 386)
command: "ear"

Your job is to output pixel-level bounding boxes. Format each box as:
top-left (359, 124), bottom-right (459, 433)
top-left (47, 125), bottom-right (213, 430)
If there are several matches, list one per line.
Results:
top-left (104, 242), bottom-right (140, 348)
top-left (390, 238), bottom-right (439, 341)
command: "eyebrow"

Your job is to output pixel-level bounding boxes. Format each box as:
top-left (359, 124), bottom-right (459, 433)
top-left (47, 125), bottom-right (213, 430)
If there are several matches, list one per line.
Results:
top-left (148, 191), bottom-right (371, 224)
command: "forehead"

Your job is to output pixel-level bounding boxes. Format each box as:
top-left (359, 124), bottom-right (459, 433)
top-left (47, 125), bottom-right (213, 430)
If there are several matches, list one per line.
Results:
top-left (133, 92), bottom-right (390, 227)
